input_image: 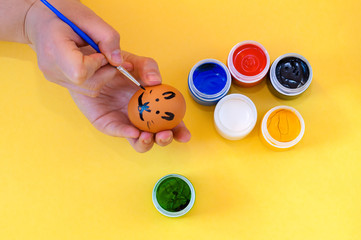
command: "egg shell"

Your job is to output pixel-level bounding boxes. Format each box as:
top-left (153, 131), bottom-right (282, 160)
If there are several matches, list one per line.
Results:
top-left (127, 84), bottom-right (186, 133)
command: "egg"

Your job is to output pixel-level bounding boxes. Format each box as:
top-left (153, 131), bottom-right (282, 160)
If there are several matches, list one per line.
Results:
top-left (127, 84), bottom-right (186, 133)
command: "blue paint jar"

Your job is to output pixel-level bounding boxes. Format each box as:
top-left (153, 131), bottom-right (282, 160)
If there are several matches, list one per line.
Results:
top-left (188, 59), bottom-right (231, 106)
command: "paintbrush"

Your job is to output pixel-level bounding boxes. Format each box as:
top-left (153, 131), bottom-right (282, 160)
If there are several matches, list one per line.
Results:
top-left (40, 0), bottom-right (145, 90)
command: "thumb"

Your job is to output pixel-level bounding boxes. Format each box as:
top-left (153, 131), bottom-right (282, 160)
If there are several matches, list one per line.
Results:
top-left (95, 28), bottom-right (122, 67)
top-left (79, 17), bottom-right (122, 66)
top-left (121, 51), bottom-right (162, 86)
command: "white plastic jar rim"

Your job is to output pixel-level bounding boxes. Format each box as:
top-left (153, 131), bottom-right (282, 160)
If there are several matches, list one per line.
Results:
top-left (188, 59), bottom-right (231, 101)
top-left (152, 174), bottom-right (196, 218)
top-left (269, 53), bottom-right (313, 96)
top-left (214, 94), bottom-right (257, 140)
top-left (227, 40), bottom-right (270, 84)
top-left (261, 105), bottom-right (305, 149)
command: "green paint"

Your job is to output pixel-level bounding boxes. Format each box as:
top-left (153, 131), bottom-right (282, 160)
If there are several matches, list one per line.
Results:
top-left (156, 177), bottom-right (191, 212)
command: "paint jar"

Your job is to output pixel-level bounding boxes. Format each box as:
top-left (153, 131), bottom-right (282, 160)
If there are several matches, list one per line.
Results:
top-left (260, 106), bottom-right (305, 150)
top-left (152, 174), bottom-right (195, 217)
top-left (214, 94), bottom-right (257, 140)
top-left (188, 59), bottom-right (231, 106)
top-left (268, 53), bottom-right (313, 99)
top-left (227, 40), bottom-right (270, 87)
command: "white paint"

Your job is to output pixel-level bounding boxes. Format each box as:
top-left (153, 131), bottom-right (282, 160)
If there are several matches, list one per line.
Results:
top-left (219, 99), bottom-right (252, 131)
top-left (214, 94), bottom-right (257, 140)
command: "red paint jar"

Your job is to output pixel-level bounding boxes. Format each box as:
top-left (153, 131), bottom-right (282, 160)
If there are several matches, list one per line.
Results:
top-left (227, 40), bottom-right (270, 87)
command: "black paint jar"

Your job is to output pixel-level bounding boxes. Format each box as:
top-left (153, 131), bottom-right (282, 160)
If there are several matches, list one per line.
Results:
top-left (268, 53), bottom-right (312, 99)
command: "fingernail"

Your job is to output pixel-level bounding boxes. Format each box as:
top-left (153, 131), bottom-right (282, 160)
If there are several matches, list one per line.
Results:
top-left (161, 136), bottom-right (172, 144)
top-left (146, 72), bottom-right (161, 84)
top-left (111, 49), bottom-right (123, 65)
top-left (143, 138), bottom-right (152, 145)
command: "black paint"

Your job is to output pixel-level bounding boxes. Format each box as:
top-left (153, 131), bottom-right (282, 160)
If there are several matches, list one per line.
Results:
top-left (161, 112), bottom-right (175, 121)
top-left (276, 57), bottom-right (309, 89)
top-left (162, 91), bottom-right (176, 99)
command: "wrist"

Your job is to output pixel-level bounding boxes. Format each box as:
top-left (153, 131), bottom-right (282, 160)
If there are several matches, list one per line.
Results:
top-left (23, 0), bottom-right (38, 44)
top-left (0, 0), bottom-right (37, 43)
top-left (24, 0), bottom-right (83, 46)
top-left (24, 0), bottom-right (55, 46)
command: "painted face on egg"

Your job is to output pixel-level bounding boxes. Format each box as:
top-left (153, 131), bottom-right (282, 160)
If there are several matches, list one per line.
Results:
top-left (137, 91), bottom-right (175, 122)
top-left (127, 84), bottom-right (186, 133)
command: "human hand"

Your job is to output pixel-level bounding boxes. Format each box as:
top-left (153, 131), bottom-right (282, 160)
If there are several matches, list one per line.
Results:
top-left (70, 51), bottom-right (191, 153)
top-left (25, 0), bottom-right (123, 96)
top-left (24, 0), bottom-right (190, 152)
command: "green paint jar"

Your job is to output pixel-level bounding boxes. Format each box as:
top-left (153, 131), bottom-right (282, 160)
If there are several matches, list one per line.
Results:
top-left (152, 174), bottom-right (195, 217)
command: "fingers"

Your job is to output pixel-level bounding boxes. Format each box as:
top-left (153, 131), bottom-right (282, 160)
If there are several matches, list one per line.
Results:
top-left (172, 121), bottom-right (192, 143)
top-left (155, 131), bottom-right (173, 147)
top-left (48, 39), bottom-right (120, 96)
top-left (103, 122), bottom-right (140, 139)
top-left (153, 122), bottom-right (191, 147)
top-left (52, 37), bottom-right (106, 84)
top-left (37, 0), bottom-right (123, 93)
top-left (121, 51), bottom-right (162, 86)
top-left (126, 131), bottom-right (171, 153)
top-left (87, 109), bottom-right (140, 139)
top-left (77, 64), bottom-right (118, 96)
top-left (127, 132), bottom-right (155, 153)
top-left (60, 0), bottom-right (123, 66)
top-left (57, 64), bottom-right (118, 97)
top-left (126, 124), bottom-right (190, 153)
top-left (101, 121), bottom-right (190, 153)
top-left (139, 122), bottom-right (191, 151)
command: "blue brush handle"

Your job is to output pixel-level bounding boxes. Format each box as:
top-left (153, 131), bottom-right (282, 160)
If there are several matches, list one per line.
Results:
top-left (40, 0), bottom-right (101, 53)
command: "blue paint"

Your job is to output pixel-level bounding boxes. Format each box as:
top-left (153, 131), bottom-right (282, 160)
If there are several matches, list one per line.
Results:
top-left (192, 63), bottom-right (228, 95)
top-left (188, 59), bottom-right (231, 106)
top-left (138, 101), bottom-right (150, 114)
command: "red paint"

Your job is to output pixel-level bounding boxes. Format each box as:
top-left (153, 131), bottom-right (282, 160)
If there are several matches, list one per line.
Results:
top-left (232, 44), bottom-right (267, 76)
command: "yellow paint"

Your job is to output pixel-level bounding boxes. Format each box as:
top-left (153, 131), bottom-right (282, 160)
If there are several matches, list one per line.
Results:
top-left (267, 109), bottom-right (301, 142)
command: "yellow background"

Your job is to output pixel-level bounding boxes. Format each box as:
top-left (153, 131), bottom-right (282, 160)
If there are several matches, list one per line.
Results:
top-left (1, 0), bottom-right (361, 239)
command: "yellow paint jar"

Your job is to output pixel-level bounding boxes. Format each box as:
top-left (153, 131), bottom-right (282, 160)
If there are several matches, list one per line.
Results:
top-left (260, 106), bottom-right (305, 150)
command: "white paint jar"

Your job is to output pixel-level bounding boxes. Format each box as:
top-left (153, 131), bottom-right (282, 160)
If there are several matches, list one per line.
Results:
top-left (214, 94), bottom-right (257, 140)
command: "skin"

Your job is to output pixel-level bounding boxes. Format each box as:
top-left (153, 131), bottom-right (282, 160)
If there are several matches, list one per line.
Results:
top-left (0, 0), bottom-right (191, 153)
